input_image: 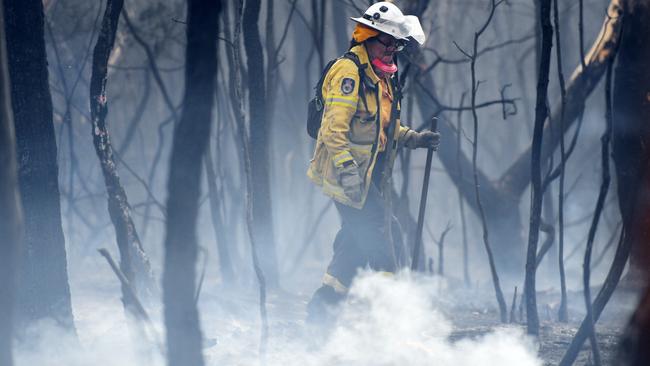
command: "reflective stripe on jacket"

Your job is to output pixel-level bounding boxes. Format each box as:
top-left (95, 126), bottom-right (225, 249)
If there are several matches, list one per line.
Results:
top-left (307, 44), bottom-right (419, 209)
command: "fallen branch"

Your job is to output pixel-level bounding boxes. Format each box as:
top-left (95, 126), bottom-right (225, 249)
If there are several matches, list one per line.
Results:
top-left (98, 248), bottom-right (163, 355)
top-left (98, 249), bottom-right (150, 322)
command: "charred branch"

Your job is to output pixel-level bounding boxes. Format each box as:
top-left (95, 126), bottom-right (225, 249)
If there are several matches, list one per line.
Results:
top-left (89, 0), bottom-right (155, 301)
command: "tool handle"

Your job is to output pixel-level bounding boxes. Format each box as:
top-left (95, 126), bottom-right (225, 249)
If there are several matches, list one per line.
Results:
top-left (411, 117), bottom-right (437, 271)
top-left (431, 117), bottom-right (438, 133)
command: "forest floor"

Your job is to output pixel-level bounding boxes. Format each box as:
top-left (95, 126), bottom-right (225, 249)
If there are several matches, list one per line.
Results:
top-left (445, 298), bottom-right (628, 366)
top-left (21, 258), bottom-right (638, 366)
top-left (199, 272), bottom-right (640, 366)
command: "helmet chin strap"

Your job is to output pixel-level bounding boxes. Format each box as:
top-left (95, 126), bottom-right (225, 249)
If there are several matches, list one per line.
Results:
top-left (371, 58), bottom-right (398, 75)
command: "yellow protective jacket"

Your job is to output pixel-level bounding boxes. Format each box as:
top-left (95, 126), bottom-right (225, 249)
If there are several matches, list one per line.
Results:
top-left (307, 44), bottom-right (419, 209)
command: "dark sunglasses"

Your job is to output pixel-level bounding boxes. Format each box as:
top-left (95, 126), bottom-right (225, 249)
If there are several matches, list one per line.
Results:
top-left (373, 37), bottom-right (406, 52)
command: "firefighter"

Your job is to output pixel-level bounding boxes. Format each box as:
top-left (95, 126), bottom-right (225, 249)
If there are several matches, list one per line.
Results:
top-left (306, 2), bottom-right (440, 322)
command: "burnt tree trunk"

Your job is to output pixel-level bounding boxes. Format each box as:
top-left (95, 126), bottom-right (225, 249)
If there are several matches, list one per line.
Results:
top-left (552, 0), bottom-right (569, 323)
top-left (4, 0), bottom-right (74, 330)
top-left (580, 53), bottom-right (616, 366)
top-left (89, 0), bottom-right (155, 305)
top-left (243, 0), bottom-right (279, 287)
top-left (619, 285), bottom-right (650, 366)
top-left (0, 0), bottom-right (21, 362)
top-left (468, 0), bottom-right (508, 322)
top-left (525, 0), bottom-right (553, 336)
top-left (204, 144), bottom-right (234, 283)
top-left (612, 0), bottom-right (650, 286)
top-left (162, 0), bottom-right (220, 365)
top-left (235, 1), bottom-right (270, 354)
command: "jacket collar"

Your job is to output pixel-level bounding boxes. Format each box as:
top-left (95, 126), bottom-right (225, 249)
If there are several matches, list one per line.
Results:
top-left (350, 44), bottom-right (381, 85)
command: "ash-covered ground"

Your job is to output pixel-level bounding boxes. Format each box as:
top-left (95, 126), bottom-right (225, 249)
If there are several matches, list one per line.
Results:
top-left (14, 257), bottom-right (638, 366)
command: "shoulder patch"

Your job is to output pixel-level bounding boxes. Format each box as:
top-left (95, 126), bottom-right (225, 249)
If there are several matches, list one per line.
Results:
top-left (341, 78), bottom-right (355, 95)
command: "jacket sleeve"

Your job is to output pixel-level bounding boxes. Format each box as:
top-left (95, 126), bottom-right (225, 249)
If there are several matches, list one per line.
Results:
top-left (319, 60), bottom-right (360, 169)
top-left (398, 124), bottom-right (419, 149)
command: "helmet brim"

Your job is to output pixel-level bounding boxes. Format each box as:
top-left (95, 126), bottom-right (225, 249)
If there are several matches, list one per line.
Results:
top-left (350, 16), bottom-right (425, 45)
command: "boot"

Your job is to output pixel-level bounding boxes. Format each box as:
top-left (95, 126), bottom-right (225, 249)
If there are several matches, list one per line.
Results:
top-left (306, 284), bottom-right (345, 326)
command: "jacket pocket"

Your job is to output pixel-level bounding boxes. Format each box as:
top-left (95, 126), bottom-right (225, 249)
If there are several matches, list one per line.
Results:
top-left (349, 142), bottom-right (373, 181)
top-left (348, 114), bottom-right (377, 145)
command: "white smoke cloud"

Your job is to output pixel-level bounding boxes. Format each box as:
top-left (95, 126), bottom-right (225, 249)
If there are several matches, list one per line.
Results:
top-left (308, 271), bottom-right (541, 366)
top-left (205, 271), bottom-right (542, 366)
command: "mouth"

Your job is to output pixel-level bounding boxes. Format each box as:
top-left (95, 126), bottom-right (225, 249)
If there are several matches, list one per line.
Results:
top-left (381, 54), bottom-right (394, 63)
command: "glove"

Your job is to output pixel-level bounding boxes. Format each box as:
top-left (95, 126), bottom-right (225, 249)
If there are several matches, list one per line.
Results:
top-left (339, 162), bottom-right (363, 202)
top-left (414, 130), bottom-right (441, 150)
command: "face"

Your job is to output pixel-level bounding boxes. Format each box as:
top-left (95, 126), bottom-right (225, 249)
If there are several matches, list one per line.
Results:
top-left (366, 33), bottom-right (403, 65)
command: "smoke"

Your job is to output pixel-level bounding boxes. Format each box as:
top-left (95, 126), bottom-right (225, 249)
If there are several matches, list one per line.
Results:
top-left (315, 271), bottom-right (540, 366)
top-left (14, 316), bottom-right (163, 366)
top-left (15, 271), bottom-right (541, 366)
top-left (205, 271), bottom-right (542, 365)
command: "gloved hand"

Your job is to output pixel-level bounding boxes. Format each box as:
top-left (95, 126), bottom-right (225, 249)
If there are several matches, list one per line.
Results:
top-left (339, 162), bottom-right (363, 202)
top-left (414, 130), bottom-right (441, 150)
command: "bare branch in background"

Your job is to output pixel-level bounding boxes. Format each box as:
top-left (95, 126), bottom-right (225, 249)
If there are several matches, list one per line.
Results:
top-left (461, 0), bottom-right (508, 323)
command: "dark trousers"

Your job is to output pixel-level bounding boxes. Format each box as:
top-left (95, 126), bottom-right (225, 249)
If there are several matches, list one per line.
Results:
top-left (325, 183), bottom-right (404, 288)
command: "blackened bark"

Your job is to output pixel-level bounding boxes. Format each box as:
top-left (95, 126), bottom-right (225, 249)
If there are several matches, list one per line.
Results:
top-left (612, 0), bottom-right (650, 285)
top-left (456, 95), bottom-right (471, 287)
top-left (204, 146), bottom-right (234, 282)
top-left (264, 0), bottom-right (276, 118)
top-left (552, 0), bottom-right (569, 323)
top-left (509, 286), bottom-right (518, 323)
top-left (580, 57), bottom-right (616, 366)
top-left (0, 1), bottom-right (21, 362)
top-left (162, 0), bottom-right (220, 365)
top-left (618, 285), bottom-right (650, 366)
top-left (237, 1), bottom-right (270, 355)
top-left (219, 1), bottom-right (249, 277)
top-left (89, 0), bottom-right (155, 307)
top-left (525, 0), bottom-right (552, 337)
top-left (436, 223), bottom-right (452, 276)
top-left (558, 227), bottom-right (630, 366)
top-left (534, 221), bottom-right (555, 268)
top-left (5, 0), bottom-right (74, 329)
top-left (467, 0), bottom-right (508, 323)
top-left (243, 0), bottom-right (279, 287)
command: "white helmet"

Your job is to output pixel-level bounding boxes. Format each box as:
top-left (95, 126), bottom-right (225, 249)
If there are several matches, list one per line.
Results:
top-left (351, 2), bottom-right (426, 45)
